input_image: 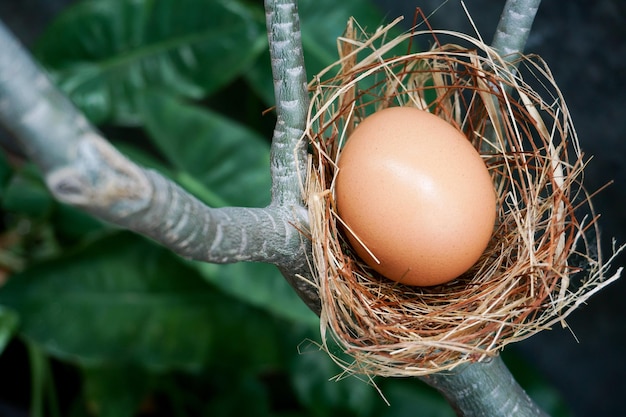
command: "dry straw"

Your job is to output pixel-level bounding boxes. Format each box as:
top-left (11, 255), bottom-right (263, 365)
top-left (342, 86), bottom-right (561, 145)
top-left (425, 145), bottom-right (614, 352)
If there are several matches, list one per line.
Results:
top-left (303, 15), bottom-right (623, 378)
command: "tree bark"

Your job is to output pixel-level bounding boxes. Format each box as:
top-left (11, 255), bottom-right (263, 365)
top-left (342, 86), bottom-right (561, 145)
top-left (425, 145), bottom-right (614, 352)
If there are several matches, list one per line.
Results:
top-left (265, 0), bottom-right (310, 206)
top-left (491, 0), bottom-right (542, 60)
top-left (423, 356), bottom-right (549, 417)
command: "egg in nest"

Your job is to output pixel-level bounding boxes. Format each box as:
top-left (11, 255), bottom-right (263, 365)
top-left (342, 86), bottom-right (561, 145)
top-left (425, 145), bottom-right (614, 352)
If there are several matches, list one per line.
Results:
top-left (335, 107), bottom-right (496, 286)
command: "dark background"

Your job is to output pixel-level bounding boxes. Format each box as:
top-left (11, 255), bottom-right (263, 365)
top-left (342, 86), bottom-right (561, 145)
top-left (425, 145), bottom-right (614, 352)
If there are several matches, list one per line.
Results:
top-left (1, 1), bottom-right (625, 416)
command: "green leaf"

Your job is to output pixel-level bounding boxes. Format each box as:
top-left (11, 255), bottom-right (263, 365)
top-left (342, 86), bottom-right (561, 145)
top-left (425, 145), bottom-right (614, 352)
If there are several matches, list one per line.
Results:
top-left (289, 333), bottom-right (454, 417)
top-left (289, 340), bottom-right (379, 417)
top-left (196, 262), bottom-right (318, 327)
top-left (0, 232), bottom-right (216, 370)
top-left (138, 92), bottom-right (315, 325)
top-left (0, 306), bottom-right (19, 354)
top-left (246, 0), bottom-right (388, 105)
top-left (1, 163), bottom-right (105, 241)
top-left (35, 0), bottom-right (267, 125)
top-left (203, 374), bottom-right (272, 417)
top-left (139, 90), bottom-right (271, 208)
top-left (112, 140), bottom-right (174, 176)
top-left (0, 232), bottom-right (290, 372)
top-left (52, 204), bottom-right (106, 241)
top-left (377, 379), bottom-right (454, 417)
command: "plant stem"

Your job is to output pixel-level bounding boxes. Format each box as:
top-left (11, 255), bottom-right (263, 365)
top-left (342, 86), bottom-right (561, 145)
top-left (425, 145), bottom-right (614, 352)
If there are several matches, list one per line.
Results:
top-left (423, 356), bottom-right (549, 417)
top-left (263, 0), bottom-right (320, 312)
top-left (26, 341), bottom-right (46, 417)
top-left (264, 0), bottom-right (310, 206)
top-left (491, 0), bottom-right (542, 61)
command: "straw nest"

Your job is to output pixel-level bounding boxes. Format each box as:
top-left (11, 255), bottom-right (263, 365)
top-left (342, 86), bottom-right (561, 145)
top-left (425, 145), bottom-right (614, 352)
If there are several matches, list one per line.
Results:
top-left (303, 16), bottom-right (623, 378)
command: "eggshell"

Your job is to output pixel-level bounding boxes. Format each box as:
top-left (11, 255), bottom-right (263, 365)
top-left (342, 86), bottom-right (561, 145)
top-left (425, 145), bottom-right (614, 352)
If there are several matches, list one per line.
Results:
top-left (335, 107), bottom-right (496, 286)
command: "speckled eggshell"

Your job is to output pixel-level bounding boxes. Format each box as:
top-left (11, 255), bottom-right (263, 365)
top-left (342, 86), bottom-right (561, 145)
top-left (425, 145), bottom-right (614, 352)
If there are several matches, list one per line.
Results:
top-left (335, 107), bottom-right (496, 286)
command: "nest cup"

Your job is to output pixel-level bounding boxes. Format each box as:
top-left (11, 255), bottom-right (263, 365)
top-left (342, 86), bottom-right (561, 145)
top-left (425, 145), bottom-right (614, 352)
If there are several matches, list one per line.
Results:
top-left (304, 17), bottom-right (621, 378)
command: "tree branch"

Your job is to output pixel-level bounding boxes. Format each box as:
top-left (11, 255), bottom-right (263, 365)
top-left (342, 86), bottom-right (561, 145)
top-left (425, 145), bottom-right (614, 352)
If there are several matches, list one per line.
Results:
top-left (424, 356), bottom-right (549, 417)
top-left (491, 0), bottom-right (542, 61)
top-left (0, 20), bottom-right (303, 267)
top-left (263, 0), bottom-right (320, 312)
top-left (265, 0), bottom-right (310, 206)
top-left (0, 16), bottom-right (320, 313)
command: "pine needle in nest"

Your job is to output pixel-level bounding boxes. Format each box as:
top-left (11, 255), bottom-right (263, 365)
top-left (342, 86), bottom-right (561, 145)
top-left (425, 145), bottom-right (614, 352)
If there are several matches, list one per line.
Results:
top-left (303, 16), bottom-right (623, 378)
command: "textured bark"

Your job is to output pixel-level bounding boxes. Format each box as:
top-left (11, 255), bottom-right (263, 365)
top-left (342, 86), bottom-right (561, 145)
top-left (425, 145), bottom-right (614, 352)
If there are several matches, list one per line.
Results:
top-left (265, 0), bottom-right (310, 206)
top-left (423, 356), bottom-right (549, 417)
top-left (491, 0), bottom-right (542, 60)
top-left (264, 0), bottom-right (319, 312)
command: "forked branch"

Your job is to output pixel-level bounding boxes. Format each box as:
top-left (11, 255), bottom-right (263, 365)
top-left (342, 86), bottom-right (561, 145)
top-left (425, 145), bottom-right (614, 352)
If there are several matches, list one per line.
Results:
top-left (0, 20), bottom-right (304, 268)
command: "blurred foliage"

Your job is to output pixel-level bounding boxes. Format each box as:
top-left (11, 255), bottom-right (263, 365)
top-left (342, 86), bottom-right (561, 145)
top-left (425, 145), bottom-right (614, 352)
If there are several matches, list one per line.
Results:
top-left (0, 0), bottom-right (570, 416)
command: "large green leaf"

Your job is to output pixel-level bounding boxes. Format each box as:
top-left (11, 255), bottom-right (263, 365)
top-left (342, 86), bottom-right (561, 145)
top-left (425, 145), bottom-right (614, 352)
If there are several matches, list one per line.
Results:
top-left (503, 350), bottom-right (572, 417)
top-left (35, 0), bottom-right (267, 125)
top-left (1, 164), bottom-right (105, 243)
top-left (290, 342), bottom-right (379, 417)
top-left (139, 90), bottom-right (271, 208)
top-left (290, 336), bottom-right (455, 417)
top-left (197, 262), bottom-right (319, 327)
top-left (377, 380), bottom-right (455, 417)
top-left (247, 0), bottom-right (389, 105)
top-left (202, 373), bottom-right (273, 417)
top-left (0, 232), bottom-right (281, 371)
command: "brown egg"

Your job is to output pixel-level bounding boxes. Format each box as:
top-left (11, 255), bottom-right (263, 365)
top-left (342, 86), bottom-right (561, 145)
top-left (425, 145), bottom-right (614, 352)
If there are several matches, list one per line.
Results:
top-left (335, 107), bottom-right (496, 286)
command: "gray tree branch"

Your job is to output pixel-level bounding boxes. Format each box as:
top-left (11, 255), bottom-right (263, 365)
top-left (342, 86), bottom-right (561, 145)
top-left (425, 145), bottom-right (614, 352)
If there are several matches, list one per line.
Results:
top-left (265, 0), bottom-right (310, 206)
top-left (262, 0), bottom-right (320, 313)
top-left (424, 356), bottom-right (549, 417)
top-left (491, 0), bottom-right (542, 60)
top-left (0, 19), bottom-right (304, 268)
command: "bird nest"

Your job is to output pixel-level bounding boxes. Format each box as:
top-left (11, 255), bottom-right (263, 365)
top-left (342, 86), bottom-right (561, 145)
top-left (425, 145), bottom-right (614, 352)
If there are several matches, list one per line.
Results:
top-left (303, 17), bottom-right (622, 377)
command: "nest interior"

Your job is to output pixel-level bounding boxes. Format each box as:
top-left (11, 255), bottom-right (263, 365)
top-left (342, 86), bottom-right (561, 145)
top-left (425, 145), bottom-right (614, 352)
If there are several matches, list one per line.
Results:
top-left (304, 17), bottom-right (622, 378)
